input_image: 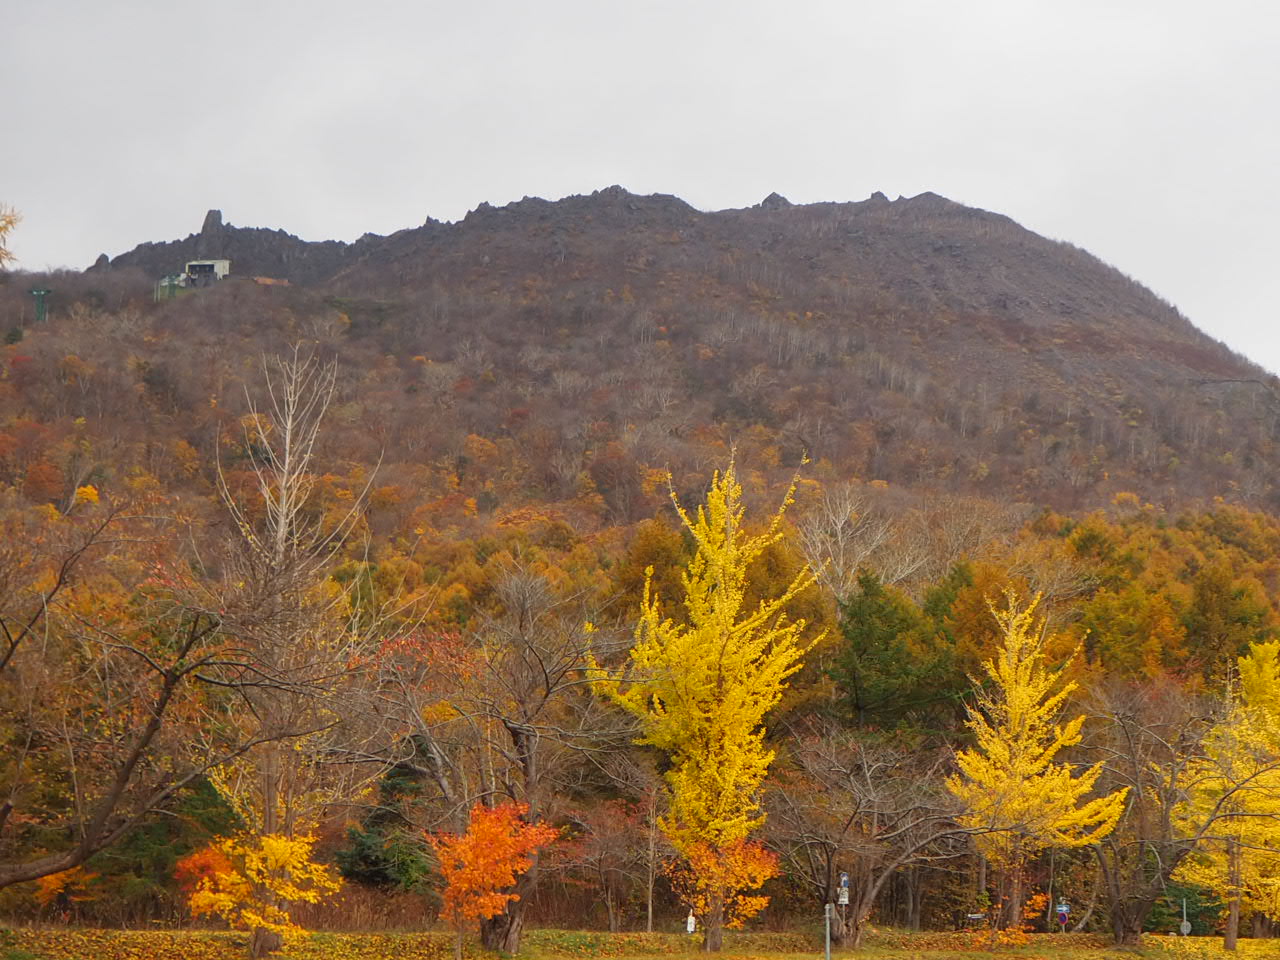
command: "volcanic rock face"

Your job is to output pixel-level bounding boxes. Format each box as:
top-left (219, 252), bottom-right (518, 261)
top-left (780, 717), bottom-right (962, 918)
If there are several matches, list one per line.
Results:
top-left (90, 188), bottom-right (1234, 388)
top-left (92, 209), bottom-right (358, 284)
top-left (76, 186), bottom-right (1280, 509)
top-left (195, 209), bottom-right (225, 258)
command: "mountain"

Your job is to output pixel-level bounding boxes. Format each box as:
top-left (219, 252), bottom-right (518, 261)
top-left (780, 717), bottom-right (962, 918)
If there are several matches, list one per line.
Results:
top-left (92, 208), bottom-right (361, 285)
top-left (52, 186), bottom-right (1280, 513)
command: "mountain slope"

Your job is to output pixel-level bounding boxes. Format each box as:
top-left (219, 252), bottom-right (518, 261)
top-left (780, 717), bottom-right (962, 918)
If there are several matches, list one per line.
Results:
top-left (74, 187), bottom-right (1280, 512)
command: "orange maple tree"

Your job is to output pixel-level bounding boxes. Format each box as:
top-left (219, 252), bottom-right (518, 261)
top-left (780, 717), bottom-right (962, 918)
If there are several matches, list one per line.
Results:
top-left (428, 802), bottom-right (559, 960)
top-left (33, 865), bottom-right (98, 913)
top-left (174, 845), bottom-right (234, 895)
top-left (664, 840), bottom-right (779, 930)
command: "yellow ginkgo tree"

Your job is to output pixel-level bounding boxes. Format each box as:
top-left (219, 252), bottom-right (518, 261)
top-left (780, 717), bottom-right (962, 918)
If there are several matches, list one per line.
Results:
top-left (1174, 641), bottom-right (1280, 951)
top-left (187, 834), bottom-right (340, 945)
top-left (947, 592), bottom-right (1128, 928)
top-left (0, 204), bottom-right (19, 267)
top-left (594, 462), bottom-right (818, 951)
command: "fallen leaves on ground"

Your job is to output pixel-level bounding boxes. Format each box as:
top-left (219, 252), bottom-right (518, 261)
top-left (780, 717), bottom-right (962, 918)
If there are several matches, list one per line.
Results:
top-left (7, 927), bottom-right (1280, 960)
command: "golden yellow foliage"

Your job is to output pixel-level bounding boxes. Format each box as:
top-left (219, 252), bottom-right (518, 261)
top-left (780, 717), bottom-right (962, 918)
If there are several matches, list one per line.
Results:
top-left (1174, 641), bottom-right (1280, 924)
top-left (595, 461), bottom-right (818, 937)
top-left (947, 591), bottom-right (1128, 868)
top-left (73, 484), bottom-right (100, 505)
top-left (187, 833), bottom-right (341, 943)
top-left (0, 204), bottom-right (19, 267)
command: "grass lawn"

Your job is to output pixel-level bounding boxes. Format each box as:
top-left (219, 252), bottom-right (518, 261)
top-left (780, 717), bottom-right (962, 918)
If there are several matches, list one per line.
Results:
top-left (2, 928), bottom-right (1278, 960)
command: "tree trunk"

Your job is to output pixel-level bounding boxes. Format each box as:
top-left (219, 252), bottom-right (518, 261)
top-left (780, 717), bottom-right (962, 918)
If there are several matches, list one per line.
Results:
top-left (703, 892), bottom-right (724, 952)
top-left (849, 909), bottom-right (869, 949)
top-left (481, 899), bottom-right (526, 954)
top-left (481, 841), bottom-right (542, 953)
top-left (1109, 900), bottom-right (1148, 946)
top-left (907, 868), bottom-right (922, 932)
top-left (1005, 865), bottom-right (1023, 931)
top-left (1045, 849), bottom-right (1055, 931)
top-left (1069, 874), bottom-right (1099, 933)
top-left (605, 886), bottom-right (619, 933)
top-left (830, 907), bottom-right (849, 948)
top-left (1096, 839), bottom-right (1191, 947)
top-left (250, 927), bottom-right (283, 959)
top-left (249, 738), bottom-right (285, 958)
top-left (1225, 839), bottom-right (1241, 952)
top-left (646, 866), bottom-right (654, 933)
top-left (646, 794), bottom-right (657, 933)
top-left (454, 925), bottom-right (464, 960)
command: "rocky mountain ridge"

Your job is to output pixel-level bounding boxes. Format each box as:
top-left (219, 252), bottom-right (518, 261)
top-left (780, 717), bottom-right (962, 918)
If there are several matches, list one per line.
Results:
top-left (88, 187), bottom-right (1026, 286)
top-left (78, 186), bottom-right (1280, 510)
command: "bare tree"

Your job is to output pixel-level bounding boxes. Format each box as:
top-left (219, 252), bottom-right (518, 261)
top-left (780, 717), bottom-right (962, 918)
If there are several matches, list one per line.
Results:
top-left (213, 347), bottom-right (392, 957)
top-left (376, 562), bottom-right (630, 953)
top-left (1081, 676), bottom-right (1278, 946)
top-left (0, 496), bottom-right (302, 892)
top-left (766, 719), bottom-right (966, 947)
top-left (796, 484), bottom-right (892, 600)
top-left (796, 486), bottom-right (1027, 603)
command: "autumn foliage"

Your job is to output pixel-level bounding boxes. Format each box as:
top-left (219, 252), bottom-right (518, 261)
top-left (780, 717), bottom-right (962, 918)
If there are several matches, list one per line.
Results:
top-left (947, 592), bottom-right (1128, 927)
top-left (10, 225), bottom-right (1280, 950)
top-left (663, 840), bottom-right (779, 930)
top-left (596, 463), bottom-right (815, 949)
top-left (186, 834), bottom-right (342, 944)
top-left (428, 802), bottom-right (559, 959)
top-left (0, 203), bottom-right (18, 267)
top-left (33, 866), bottom-right (98, 911)
top-left (175, 845), bottom-right (235, 896)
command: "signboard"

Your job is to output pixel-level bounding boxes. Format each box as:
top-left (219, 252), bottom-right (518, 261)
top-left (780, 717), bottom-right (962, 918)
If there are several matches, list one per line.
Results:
top-left (837, 871), bottom-right (849, 906)
top-left (1180, 920), bottom-right (1192, 936)
top-left (1056, 902), bottom-right (1069, 929)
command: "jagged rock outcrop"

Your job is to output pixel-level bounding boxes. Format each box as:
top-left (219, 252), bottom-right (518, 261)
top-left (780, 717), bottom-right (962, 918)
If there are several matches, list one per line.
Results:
top-left (86, 189), bottom-right (1197, 356)
top-left (90, 209), bottom-right (357, 284)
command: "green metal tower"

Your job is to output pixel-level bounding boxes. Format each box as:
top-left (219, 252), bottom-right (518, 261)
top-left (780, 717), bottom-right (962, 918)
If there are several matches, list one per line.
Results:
top-left (154, 275), bottom-right (181, 302)
top-left (29, 288), bottom-right (50, 324)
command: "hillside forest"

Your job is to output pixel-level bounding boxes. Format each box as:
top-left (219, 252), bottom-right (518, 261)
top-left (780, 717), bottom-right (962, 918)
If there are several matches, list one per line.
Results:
top-left (3, 196), bottom-right (1280, 957)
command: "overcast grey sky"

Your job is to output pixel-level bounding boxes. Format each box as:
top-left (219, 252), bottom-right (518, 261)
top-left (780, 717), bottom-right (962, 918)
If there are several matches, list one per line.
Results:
top-left (6, 1), bottom-right (1280, 370)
